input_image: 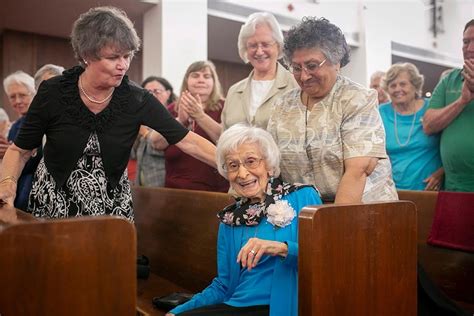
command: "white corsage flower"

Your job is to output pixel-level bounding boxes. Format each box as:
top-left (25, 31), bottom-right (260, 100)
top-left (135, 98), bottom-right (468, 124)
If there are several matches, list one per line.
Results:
top-left (266, 200), bottom-right (296, 228)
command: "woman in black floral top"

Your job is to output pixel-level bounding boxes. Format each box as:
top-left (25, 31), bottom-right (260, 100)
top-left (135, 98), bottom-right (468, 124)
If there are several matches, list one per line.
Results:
top-left (0, 6), bottom-right (216, 221)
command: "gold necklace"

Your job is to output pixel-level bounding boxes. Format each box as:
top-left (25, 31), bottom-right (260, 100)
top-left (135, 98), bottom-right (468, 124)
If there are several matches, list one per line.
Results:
top-left (79, 76), bottom-right (114, 104)
top-left (393, 103), bottom-right (417, 147)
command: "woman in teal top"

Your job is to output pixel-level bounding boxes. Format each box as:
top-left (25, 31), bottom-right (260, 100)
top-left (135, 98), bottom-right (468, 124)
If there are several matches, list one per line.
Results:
top-left (168, 124), bottom-right (322, 316)
top-left (379, 63), bottom-right (443, 190)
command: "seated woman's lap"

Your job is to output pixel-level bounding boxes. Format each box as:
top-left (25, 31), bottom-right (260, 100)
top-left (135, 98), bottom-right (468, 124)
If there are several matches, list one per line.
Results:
top-left (177, 303), bottom-right (269, 316)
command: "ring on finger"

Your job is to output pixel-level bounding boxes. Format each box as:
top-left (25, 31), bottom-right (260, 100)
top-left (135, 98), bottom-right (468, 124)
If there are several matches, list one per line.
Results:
top-left (250, 249), bottom-right (256, 255)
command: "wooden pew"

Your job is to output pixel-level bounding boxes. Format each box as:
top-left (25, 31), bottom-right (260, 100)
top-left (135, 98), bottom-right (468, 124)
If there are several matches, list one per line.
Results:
top-left (133, 187), bottom-right (234, 315)
top-left (299, 201), bottom-right (417, 316)
top-left (0, 206), bottom-right (137, 316)
top-left (398, 190), bottom-right (474, 312)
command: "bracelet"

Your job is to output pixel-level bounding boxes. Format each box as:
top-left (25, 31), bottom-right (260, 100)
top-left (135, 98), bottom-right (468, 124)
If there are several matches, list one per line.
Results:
top-left (0, 176), bottom-right (17, 185)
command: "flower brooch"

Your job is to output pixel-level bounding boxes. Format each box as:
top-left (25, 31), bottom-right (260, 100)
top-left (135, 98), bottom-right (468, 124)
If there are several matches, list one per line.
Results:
top-left (266, 200), bottom-right (295, 228)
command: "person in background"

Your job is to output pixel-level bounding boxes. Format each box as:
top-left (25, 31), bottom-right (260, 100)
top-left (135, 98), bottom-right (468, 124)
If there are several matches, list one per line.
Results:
top-left (3, 71), bottom-right (41, 211)
top-left (0, 108), bottom-right (11, 139)
top-left (167, 124), bottom-right (322, 316)
top-left (161, 61), bottom-right (229, 192)
top-left (135, 76), bottom-right (176, 187)
top-left (0, 108), bottom-right (11, 162)
top-left (0, 7), bottom-right (216, 220)
top-left (221, 12), bottom-right (298, 134)
top-left (379, 63), bottom-right (443, 190)
top-left (370, 70), bottom-right (390, 105)
top-left (34, 64), bottom-right (65, 91)
top-left (423, 19), bottom-right (474, 192)
top-left (268, 17), bottom-right (397, 203)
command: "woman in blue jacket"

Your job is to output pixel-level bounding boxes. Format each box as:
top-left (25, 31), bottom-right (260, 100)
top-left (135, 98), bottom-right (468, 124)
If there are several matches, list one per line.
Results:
top-left (168, 124), bottom-right (322, 316)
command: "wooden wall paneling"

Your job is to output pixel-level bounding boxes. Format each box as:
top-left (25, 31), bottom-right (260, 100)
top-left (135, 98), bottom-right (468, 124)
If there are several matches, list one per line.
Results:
top-left (34, 34), bottom-right (76, 70)
top-left (1, 29), bottom-right (143, 120)
top-left (212, 59), bottom-right (252, 96)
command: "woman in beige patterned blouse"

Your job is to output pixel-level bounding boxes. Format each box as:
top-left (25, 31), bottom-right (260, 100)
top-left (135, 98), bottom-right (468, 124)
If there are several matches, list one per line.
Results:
top-left (267, 17), bottom-right (397, 203)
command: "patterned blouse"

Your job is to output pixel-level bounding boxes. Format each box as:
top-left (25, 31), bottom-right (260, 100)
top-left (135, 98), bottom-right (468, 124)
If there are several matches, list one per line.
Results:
top-left (268, 75), bottom-right (397, 202)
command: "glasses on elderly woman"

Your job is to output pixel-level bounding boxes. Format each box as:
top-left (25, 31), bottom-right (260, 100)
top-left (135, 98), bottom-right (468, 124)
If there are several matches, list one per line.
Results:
top-left (223, 157), bottom-right (263, 173)
top-left (8, 92), bottom-right (32, 102)
top-left (289, 59), bottom-right (327, 75)
top-left (147, 88), bottom-right (166, 96)
top-left (246, 41), bottom-right (276, 51)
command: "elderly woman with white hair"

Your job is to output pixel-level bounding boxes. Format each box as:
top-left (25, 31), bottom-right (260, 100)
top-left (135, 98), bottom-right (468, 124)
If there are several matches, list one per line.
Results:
top-left (379, 63), bottom-right (443, 190)
top-left (220, 12), bottom-right (297, 133)
top-left (167, 124), bottom-right (322, 316)
top-left (34, 64), bottom-right (65, 91)
top-left (2, 70), bottom-right (41, 210)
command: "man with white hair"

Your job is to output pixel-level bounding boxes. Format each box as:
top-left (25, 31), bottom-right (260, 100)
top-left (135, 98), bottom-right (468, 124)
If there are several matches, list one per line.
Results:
top-left (370, 70), bottom-right (390, 105)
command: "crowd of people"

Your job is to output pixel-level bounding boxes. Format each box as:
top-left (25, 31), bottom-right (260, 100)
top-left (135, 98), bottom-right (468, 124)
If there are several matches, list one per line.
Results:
top-left (0, 5), bottom-right (472, 315)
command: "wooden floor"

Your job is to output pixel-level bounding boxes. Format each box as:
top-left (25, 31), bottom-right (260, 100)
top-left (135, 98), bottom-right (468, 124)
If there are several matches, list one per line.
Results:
top-left (137, 274), bottom-right (189, 316)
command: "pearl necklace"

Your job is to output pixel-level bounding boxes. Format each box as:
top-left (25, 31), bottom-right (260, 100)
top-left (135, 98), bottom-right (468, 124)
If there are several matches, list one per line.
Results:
top-left (79, 76), bottom-right (114, 104)
top-left (393, 105), bottom-right (417, 147)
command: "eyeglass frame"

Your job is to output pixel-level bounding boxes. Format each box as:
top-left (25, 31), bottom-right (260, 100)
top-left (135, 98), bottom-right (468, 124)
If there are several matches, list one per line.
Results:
top-left (222, 157), bottom-right (264, 173)
top-left (246, 41), bottom-right (276, 51)
top-left (147, 88), bottom-right (166, 95)
top-left (288, 59), bottom-right (327, 75)
top-left (7, 92), bottom-right (33, 102)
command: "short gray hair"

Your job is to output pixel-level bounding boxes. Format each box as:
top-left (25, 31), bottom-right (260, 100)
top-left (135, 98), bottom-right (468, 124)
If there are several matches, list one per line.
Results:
top-left (237, 12), bottom-right (284, 63)
top-left (71, 6), bottom-right (141, 66)
top-left (382, 62), bottom-right (424, 98)
top-left (284, 17), bottom-right (350, 68)
top-left (3, 71), bottom-right (35, 95)
top-left (370, 71), bottom-right (385, 83)
top-left (34, 64), bottom-right (65, 90)
top-left (216, 123), bottom-right (280, 179)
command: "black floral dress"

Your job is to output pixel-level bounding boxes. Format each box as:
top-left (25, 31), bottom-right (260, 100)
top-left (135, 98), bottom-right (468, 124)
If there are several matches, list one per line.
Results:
top-left (28, 133), bottom-right (134, 221)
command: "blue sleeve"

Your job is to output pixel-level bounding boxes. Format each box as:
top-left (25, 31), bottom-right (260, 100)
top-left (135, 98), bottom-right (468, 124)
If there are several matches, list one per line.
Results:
top-left (170, 223), bottom-right (233, 314)
top-left (281, 187), bottom-right (322, 267)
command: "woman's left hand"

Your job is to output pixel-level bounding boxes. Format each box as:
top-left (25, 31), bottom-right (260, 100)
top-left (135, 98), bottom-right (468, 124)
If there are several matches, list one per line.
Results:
top-left (237, 238), bottom-right (288, 271)
top-left (180, 90), bottom-right (205, 120)
top-left (423, 167), bottom-right (445, 191)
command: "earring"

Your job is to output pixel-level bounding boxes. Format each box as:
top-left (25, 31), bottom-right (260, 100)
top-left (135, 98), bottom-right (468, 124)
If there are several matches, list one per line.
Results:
top-left (83, 59), bottom-right (88, 66)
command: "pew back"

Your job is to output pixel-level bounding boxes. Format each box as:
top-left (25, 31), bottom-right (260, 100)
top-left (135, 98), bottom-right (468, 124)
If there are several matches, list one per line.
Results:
top-left (398, 190), bottom-right (474, 310)
top-left (133, 187), bottom-right (234, 292)
top-left (299, 201), bottom-right (417, 316)
top-left (0, 211), bottom-right (137, 316)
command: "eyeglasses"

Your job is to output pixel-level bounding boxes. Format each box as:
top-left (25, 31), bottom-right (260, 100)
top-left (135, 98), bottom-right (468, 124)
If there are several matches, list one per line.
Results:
top-left (246, 41), bottom-right (276, 51)
top-left (223, 157), bottom-right (263, 173)
top-left (148, 88), bottom-right (165, 95)
top-left (288, 59), bottom-right (327, 75)
top-left (8, 92), bottom-right (32, 102)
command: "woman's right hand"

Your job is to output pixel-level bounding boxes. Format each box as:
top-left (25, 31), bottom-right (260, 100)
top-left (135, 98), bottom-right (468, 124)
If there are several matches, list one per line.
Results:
top-left (0, 180), bottom-right (17, 206)
top-left (176, 96), bottom-right (190, 126)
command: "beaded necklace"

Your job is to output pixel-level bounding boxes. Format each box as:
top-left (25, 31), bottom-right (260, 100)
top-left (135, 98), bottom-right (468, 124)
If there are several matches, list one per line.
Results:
top-left (393, 103), bottom-right (417, 147)
top-left (79, 76), bottom-right (114, 104)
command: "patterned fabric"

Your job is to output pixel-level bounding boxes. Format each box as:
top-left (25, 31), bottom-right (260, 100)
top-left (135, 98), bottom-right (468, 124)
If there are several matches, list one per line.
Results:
top-left (28, 133), bottom-right (133, 221)
top-left (217, 177), bottom-right (315, 226)
top-left (135, 135), bottom-right (166, 187)
top-left (268, 75), bottom-right (398, 202)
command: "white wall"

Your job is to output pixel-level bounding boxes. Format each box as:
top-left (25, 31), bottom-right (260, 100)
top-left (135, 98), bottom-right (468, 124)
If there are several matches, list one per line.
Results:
top-left (143, 0), bottom-right (208, 92)
top-left (222, 0), bottom-right (470, 85)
